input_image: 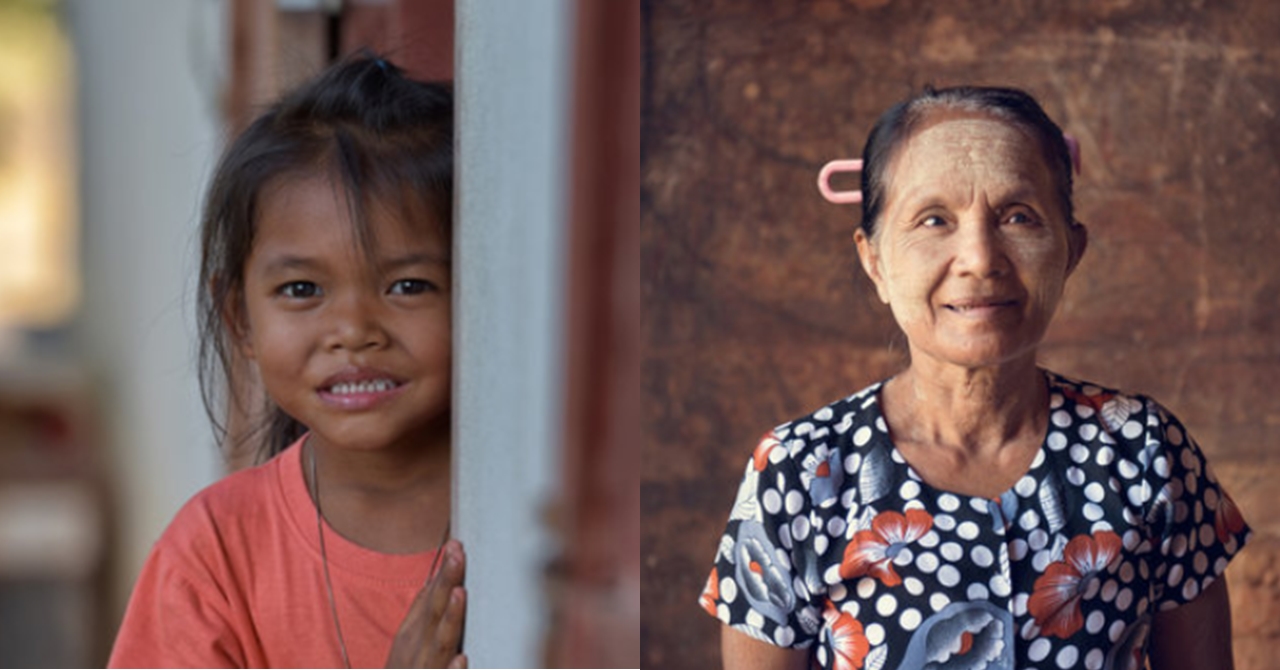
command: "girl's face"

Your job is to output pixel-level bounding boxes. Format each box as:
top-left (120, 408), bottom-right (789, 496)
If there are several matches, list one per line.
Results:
top-left (236, 173), bottom-right (451, 455)
top-left (855, 113), bottom-right (1086, 372)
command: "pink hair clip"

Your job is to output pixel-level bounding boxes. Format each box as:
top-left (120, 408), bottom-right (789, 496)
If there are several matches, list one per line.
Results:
top-left (817, 159), bottom-right (863, 204)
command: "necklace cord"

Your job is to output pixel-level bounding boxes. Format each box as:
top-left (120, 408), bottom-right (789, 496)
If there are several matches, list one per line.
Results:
top-left (311, 443), bottom-right (354, 669)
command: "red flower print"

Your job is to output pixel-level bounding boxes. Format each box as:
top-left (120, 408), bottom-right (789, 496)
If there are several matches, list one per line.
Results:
top-left (824, 602), bottom-right (869, 670)
top-left (840, 509), bottom-right (933, 587)
top-left (1028, 531), bottom-right (1123, 639)
top-left (1062, 386), bottom-right (1114, 412)
top-left (1215, 490), bottom-right (1246, 544)
top-left (753, 433), bottom-right (781, 472)
top-left (699, 568), bottom-right (719, 617)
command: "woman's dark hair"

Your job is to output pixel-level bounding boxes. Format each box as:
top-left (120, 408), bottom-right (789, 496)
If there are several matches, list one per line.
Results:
top-left (196, 53), bottom-right (453, 464)
top-left (859, 86), bottom-right (1074, 237)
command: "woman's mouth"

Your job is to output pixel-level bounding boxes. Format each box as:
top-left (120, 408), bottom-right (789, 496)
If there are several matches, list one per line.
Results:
top-left (944, 299), bottom-right (1018, 315)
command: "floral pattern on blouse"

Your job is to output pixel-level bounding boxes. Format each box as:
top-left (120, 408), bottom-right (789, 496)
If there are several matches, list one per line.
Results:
top-left (701, 371), bottom-right (1250, 670)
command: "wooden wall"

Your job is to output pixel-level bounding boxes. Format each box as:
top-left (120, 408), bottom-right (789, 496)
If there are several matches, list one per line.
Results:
top-left (641, 1), bottom-right (1280, 667)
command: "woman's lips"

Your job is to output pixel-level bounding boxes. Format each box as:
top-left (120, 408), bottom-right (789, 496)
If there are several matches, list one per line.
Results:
top-left (943, 299), bottom-right (1019, 316)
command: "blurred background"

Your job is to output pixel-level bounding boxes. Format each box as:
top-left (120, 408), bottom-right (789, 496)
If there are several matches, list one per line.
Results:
top-left (642, 1), bottom-right (1280, 668)
top-left (0, 0), bottom-right (637, 667)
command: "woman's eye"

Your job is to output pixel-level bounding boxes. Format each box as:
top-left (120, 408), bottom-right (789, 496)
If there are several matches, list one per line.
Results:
top-left (278, 281), bottom-right (321, 299)
top-left (1006, 211), bottom-right (1037, 225)
top-left (389, 279), bottom-right (436, 295)
top-left (921, 215), bottom-right (947, 228)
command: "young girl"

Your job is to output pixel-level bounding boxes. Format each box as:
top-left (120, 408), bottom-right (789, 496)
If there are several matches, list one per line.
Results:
top-left (108, 54), bottom-right (467, 668)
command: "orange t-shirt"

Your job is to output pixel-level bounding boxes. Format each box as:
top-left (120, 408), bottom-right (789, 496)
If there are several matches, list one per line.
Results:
top-left (108, 437), bottom-right (440, 668)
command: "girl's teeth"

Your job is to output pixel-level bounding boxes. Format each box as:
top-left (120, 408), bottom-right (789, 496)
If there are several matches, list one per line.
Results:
top-left (330, 380), bottom-right (396, 394)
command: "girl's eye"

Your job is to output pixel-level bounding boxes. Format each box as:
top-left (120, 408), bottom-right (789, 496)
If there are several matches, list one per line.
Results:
top-left (389, 279), bottom-right (436, 295)
top-left (278, 281), bottom-right (321, 299)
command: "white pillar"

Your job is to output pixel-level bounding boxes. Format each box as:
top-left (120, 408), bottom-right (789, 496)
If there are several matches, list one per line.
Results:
top-left (454, 0), bottom-right (571, 665)
top-left (65, 0), bottom-right (227, 622)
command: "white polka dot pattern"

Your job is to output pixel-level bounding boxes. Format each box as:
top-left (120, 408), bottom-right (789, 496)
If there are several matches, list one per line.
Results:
top-left (701, 372), bottom-right (1251, 670)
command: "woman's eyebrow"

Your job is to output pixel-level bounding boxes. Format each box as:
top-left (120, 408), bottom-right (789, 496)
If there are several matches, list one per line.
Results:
top-left (899, 195), bottom-right (952, 218)
top-left (994, 184), bottom-right (1043, 203)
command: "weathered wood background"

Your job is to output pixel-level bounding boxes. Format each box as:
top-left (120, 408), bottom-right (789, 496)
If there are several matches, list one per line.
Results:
top-left (642, 1), bottom-right (1280, 667)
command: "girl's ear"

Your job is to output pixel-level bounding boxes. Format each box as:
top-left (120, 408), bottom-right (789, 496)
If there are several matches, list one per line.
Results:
top-left (854, 229), bottom-right (891, 305)
top-left (218, 286), bottom-right (256, 360)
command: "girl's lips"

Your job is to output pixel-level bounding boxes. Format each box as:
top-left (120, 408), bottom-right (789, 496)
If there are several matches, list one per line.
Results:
top-left (316, 378), bottom-right (407, 410)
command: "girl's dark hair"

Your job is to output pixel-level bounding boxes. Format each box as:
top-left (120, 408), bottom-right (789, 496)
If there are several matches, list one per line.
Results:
top-left (859, 86), bottom-right (1074, 237)
top-left (197, 53), bottom-right (453, 464)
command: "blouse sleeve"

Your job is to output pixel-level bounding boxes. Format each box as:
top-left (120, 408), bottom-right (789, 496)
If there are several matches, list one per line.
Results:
top-left (1140, 399), bottom-right (1251, 612)
top-left (699, 429), bottom-right (825, 649)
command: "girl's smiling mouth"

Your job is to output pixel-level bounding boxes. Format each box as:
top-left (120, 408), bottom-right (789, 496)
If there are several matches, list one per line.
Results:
top-left (317, 368), bottom-right (407, 409)
top-left (327, 379), bottom-right (400, 394)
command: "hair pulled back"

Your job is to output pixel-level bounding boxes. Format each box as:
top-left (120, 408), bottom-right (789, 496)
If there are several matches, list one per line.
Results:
top-left (197, 53), bottom-right (453, 463)
top-left (859, 86), bottom-right (1074, 237)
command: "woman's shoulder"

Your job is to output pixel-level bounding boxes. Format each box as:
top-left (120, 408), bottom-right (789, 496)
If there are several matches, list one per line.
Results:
top-left (752, 379), bottom-right (888, 469)
top-left (1043, 369), bottom-right (1202, 467)
top-left (775, 378), bottom-right (884, 433)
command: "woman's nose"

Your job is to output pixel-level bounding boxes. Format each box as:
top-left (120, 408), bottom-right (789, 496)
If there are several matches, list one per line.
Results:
top-left (952, 217), bottom-right (1009, 278)
top-left (326, 294), bottom-right (389, 351)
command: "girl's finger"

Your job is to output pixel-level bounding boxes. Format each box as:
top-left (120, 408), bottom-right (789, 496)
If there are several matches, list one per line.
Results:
top-left (394, 586), bottom-right (430, 638)
top-left (425, 546), bottom-right (466, 622)
top-left (448, 653), bottom-right (468, 669)
top-left (434, 587), bottom-right (466, 653)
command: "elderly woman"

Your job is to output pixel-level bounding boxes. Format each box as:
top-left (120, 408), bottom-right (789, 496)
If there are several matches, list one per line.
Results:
top-left (700, 87), bottom-right (1250, 670)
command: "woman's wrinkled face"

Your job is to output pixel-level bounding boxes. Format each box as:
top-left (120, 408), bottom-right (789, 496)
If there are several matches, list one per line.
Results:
top-left (854, 112), bottom-right (1086, 372)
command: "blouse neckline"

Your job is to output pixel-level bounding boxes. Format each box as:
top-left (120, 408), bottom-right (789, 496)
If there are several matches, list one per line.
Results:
top-left (865, 368), bottom-right (1058, 504)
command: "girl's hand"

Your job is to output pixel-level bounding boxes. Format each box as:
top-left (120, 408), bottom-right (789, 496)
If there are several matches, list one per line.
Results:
top-left (386, 540), bottom-right (468, 668)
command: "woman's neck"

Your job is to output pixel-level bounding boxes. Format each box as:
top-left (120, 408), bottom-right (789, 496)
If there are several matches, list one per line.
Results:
top-left (885, 356), bottom-right (1047, 456)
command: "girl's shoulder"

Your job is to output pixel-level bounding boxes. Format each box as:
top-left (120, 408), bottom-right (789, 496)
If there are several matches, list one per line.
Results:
top-left (155, 444), bottom-right (299, 555)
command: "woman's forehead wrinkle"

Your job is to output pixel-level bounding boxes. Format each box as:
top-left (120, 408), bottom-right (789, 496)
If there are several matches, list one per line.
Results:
top-left (899, 119), bottom-right (1039, 202)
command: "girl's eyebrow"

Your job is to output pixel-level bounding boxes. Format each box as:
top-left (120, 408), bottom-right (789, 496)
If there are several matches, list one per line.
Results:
top-left (260, 252), bottom-right (449, 274)
top-left (261, 254), bottom-right (321, 274)
top-left (381, 252), bottom-right (451, 268)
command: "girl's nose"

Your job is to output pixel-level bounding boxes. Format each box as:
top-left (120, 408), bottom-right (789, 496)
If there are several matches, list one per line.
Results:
top-left (326, 295), bottom-right (389, 351)
top-left (952, 216), bottom-right (1009, 278)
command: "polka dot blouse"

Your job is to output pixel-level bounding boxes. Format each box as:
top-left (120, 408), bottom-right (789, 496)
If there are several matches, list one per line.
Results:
top-left (700, 371), bottom-right (1250, 670)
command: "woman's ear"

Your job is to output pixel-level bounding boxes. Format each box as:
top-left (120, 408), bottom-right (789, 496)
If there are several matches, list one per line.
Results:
top-left (1066, 220), bottom-right (1088, 275)
top-left (854, 228), bottom-right (891, 305)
